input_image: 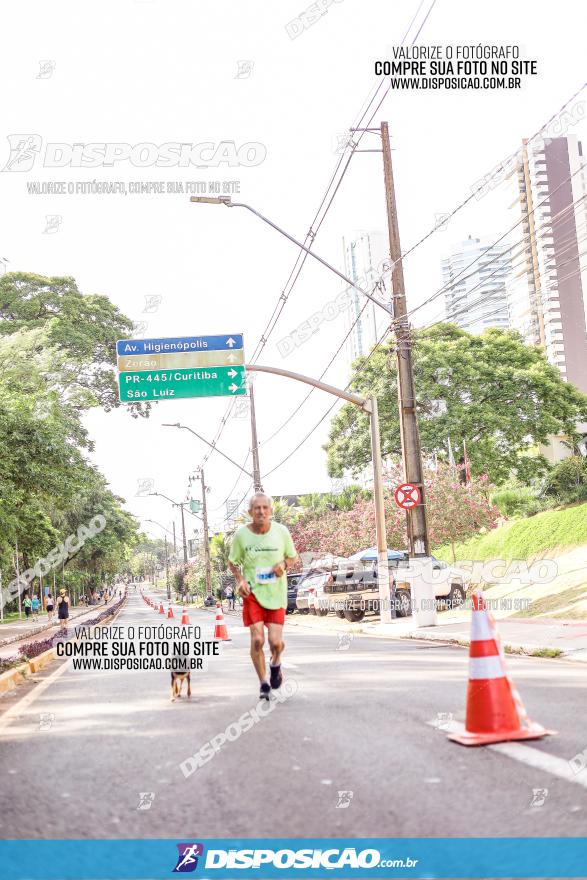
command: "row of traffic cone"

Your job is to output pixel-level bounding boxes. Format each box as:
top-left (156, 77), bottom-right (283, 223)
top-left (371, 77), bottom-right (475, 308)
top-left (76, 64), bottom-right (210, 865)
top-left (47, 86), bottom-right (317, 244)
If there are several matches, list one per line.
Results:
top-left (141, 592), bottom-right (230, 640)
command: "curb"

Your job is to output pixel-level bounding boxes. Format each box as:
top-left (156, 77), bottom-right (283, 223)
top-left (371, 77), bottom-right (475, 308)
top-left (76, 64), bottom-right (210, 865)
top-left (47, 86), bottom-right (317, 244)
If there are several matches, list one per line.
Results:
top-left (400, 630), bottom-right (570, 659)
top-left (0, 597), bottom-right (129, 697)
top-left (0, 606), bottom-right (92, 649)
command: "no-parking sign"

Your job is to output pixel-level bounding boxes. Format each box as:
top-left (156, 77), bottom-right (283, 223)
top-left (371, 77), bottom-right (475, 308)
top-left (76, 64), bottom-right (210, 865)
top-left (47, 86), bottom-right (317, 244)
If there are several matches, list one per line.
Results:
top-left (394, 482), bottom-right (421, 509)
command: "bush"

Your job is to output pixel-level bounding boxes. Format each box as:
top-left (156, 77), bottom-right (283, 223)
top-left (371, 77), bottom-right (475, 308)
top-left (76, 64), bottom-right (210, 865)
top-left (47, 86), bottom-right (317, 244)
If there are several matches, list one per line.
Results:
top-left (19, 637), bottom-right (53, 658)
top-left (491, 487), bottom-right (534, 517)
top-left (0, 655), bottom-right (23, 673)
top-left (545, 456), bottom-right (587, 501)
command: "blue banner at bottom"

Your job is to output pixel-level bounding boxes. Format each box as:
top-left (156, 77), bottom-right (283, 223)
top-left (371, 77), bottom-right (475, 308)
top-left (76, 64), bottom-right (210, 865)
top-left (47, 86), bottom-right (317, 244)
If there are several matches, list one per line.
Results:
top-left (1, 838), bottom-right (587, 879)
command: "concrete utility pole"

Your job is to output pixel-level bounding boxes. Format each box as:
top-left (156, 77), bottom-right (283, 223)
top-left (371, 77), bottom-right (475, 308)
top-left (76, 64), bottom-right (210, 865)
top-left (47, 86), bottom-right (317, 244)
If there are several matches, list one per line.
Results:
top-left (380, 121), bottom-right (430, 557)
top-left (247, 364), bottom-right (394, 624)
top-left (164, 535), bottom-right (170, 600)
top-left (249, 383), bottom-right (263, 492)
top-left (194, 468), bottom-right (213, 598)
top-left (178, 503), bottom-right (188, 565)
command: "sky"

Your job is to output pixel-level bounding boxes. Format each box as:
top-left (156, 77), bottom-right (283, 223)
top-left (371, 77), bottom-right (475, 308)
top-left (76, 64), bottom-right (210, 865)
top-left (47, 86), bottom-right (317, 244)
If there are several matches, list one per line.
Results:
top-left (1, 0), bottom-right (586, 543)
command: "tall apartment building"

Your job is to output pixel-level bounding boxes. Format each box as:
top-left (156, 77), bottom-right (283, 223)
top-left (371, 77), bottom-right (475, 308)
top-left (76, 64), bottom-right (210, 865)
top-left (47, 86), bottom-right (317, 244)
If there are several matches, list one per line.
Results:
top-left (505, 134), bottom-right (587, 393)
top-left (441, 236), bottom-right (511, 334)
top-left (342, 231), bottom-right (390, 369)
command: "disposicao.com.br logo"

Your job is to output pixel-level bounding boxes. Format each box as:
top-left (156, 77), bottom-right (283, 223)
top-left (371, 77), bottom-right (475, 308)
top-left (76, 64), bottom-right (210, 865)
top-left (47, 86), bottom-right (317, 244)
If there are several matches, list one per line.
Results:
top-left (174, 844), bottom-right (418, 871)
top-left (1, 135), bottom-right (266, 171)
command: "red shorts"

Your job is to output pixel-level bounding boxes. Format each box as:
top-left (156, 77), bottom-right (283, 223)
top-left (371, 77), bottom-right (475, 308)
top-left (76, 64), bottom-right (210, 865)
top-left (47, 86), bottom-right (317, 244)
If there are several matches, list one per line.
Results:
top-left (242, 591), bottom-right (285, 627)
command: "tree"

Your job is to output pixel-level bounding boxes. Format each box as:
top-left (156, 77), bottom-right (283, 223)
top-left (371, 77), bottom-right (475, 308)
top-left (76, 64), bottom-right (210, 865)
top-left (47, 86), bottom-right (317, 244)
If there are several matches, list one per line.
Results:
top-left (210, 533), bottom-right (231, 574)
top-left (0, 271), bottom-right (141, 414)
top-left (289, 465), bottom-right (498, 559)
top-left (544, 455), bottom-right (587, 501)
top-left (324, 325), bottom-right (587, 486)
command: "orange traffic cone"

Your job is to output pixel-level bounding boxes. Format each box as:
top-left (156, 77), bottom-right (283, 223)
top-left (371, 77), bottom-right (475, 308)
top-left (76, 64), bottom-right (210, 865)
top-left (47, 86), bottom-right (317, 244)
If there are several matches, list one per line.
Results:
top-left (448, 591), bottom-right (556, 746)
top-left (158, 602), bottom-right (165, 615)
top-left (181, 607), bottom-right (190, 626)
top-left (213, 602), bottom-right (231, 641)
top-left (167, 604), bottom-right (174, 619)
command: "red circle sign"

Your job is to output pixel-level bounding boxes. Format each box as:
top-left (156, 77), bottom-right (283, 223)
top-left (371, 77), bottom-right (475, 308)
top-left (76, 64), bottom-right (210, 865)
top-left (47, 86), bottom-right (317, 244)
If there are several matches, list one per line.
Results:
top-left (394, 483), bottom-right (421, 510)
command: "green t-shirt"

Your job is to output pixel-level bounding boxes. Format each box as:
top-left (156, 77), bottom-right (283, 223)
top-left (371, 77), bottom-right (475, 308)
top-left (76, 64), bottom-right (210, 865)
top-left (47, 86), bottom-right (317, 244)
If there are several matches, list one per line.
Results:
top-left (229, 522), bottom-right (296, 610)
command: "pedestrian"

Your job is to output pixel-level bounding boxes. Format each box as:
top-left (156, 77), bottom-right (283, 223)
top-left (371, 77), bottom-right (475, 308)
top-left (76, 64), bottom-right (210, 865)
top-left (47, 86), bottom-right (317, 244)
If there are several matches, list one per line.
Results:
top-left (225, 584), bottom-right (235, 611)
top-left (46, 592), bottom-right (54, 623)
top-left (23, 592), bottom-right (32, 620)
top-left (228, 492), bottom-right (298, 701)
top-left (56, 588), bottom-right (70, 629)
top-left (31, 594), bottom-right (40, 621)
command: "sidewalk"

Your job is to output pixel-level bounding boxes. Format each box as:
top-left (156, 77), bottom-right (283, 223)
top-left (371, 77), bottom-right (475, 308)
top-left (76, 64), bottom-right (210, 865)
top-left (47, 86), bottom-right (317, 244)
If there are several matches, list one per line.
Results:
top-left (0, 600), bottom-right (124, 660)
top-left (377, 614), bottom-right (587, 661)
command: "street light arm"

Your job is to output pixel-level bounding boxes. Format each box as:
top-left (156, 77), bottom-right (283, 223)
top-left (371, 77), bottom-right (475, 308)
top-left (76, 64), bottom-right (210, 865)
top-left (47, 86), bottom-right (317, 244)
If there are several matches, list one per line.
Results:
top-left (147, 490), bottom-right (202, 521)
top-left (245, 364), bottom-right (371, 413)
top-left (190, 195), bottom-right (392, 316)
top-left (226, 201), bottom-right (392, 316)
top-left (162, 423), bottom-right (254, 478)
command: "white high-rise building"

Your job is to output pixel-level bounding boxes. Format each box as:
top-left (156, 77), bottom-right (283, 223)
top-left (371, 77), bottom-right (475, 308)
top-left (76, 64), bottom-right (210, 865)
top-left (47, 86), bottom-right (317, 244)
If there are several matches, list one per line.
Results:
top-left (441, 236), bottom-right (511, 334)
top-left (505, 135), bottom-right (587, 394)
top-left (342, 231), bottom-right (390, 369)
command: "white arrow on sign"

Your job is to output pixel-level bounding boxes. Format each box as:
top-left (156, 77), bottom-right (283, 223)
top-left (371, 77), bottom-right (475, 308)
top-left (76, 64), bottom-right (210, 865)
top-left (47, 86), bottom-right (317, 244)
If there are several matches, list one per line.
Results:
top-left (229, 383), bottom-right (238, 393)
top-left (226, 353), bottom-right (237, 363)
top-left (227, 368), bottom-right (237, 378)
top-left (226, 337), bottom-right (236, 348)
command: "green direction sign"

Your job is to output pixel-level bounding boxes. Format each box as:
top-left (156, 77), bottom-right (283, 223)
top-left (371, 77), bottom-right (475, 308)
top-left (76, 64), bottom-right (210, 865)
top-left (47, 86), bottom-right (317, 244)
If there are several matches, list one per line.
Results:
top-left (118, 366), bottom-right (247, 402)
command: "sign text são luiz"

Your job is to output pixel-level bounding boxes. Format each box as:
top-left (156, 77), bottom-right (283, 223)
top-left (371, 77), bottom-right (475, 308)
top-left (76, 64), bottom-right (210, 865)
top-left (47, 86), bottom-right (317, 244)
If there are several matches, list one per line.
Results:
top-left (117, 334), bottom-right (246, 401)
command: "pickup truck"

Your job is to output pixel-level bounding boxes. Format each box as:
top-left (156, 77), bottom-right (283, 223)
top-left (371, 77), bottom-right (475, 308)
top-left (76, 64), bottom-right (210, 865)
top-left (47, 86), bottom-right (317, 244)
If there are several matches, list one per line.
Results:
top-left (320, 555), bottom-right (469, 622)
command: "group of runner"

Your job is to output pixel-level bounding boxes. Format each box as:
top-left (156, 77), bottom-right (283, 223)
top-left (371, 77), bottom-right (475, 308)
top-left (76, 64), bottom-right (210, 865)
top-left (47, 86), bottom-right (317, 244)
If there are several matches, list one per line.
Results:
top-left (22, 589), bottom-right (70, 626)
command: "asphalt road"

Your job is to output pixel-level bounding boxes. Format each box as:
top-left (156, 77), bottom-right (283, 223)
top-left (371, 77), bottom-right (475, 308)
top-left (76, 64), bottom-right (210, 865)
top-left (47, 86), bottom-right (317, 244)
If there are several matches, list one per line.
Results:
top-left (1, 592), bottom-right (586, 840)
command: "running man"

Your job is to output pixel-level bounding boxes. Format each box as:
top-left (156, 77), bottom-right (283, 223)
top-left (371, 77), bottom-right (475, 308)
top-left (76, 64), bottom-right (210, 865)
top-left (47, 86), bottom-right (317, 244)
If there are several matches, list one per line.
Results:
top-left (228, 493), bottom-right (298, 700)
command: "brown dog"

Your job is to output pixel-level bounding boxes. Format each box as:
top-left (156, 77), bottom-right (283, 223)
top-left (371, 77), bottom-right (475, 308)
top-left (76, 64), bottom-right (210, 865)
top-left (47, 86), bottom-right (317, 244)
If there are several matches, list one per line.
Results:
top-left (171, 669), bottom-right (191, 702)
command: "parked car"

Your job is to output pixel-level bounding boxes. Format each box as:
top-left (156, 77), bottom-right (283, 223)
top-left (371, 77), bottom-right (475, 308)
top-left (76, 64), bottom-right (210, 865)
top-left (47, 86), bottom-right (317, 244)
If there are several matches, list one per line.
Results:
top-left (323, 554), bottom-right (470, 622)
top-left (295, 570), bottom-right (331, 615)
top-left (287, 572), bottom-right (303, 613)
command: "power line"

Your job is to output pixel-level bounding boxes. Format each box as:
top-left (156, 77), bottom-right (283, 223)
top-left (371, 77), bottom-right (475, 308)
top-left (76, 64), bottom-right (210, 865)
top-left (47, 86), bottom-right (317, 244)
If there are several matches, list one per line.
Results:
top-left (192, 0), bottom-right (436, 482)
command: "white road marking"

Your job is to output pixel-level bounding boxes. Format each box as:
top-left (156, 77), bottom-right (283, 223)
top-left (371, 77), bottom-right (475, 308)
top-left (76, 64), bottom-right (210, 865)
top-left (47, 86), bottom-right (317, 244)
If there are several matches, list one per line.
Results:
top-left (0, 659), bottom-right (69, 736)
top-left (428, 719), bottom-right (587, 790)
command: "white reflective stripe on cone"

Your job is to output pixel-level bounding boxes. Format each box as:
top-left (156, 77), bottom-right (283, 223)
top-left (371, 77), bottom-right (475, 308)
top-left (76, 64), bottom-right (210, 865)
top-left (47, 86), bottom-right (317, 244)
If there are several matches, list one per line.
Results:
top-left (470, 611), bottom-right (495, 642)
top-left (469, 655), bottom-right (505, 680)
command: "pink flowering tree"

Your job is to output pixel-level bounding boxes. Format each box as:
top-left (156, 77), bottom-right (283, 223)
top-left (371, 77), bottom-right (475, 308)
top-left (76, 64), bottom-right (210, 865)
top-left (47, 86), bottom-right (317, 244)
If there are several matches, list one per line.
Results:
top-left (289, 465), bottom-right (498, 561)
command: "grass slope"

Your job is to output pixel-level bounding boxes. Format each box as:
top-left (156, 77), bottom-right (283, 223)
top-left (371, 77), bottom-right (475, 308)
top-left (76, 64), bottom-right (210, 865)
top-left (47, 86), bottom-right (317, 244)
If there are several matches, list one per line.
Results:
top-left (435, 502), bottom-right (587, 562)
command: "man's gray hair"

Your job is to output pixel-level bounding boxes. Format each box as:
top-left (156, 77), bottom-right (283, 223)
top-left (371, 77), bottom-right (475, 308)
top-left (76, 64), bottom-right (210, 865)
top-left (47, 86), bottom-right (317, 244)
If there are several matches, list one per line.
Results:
top-left (248, 492), bottom-right (273, 512)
